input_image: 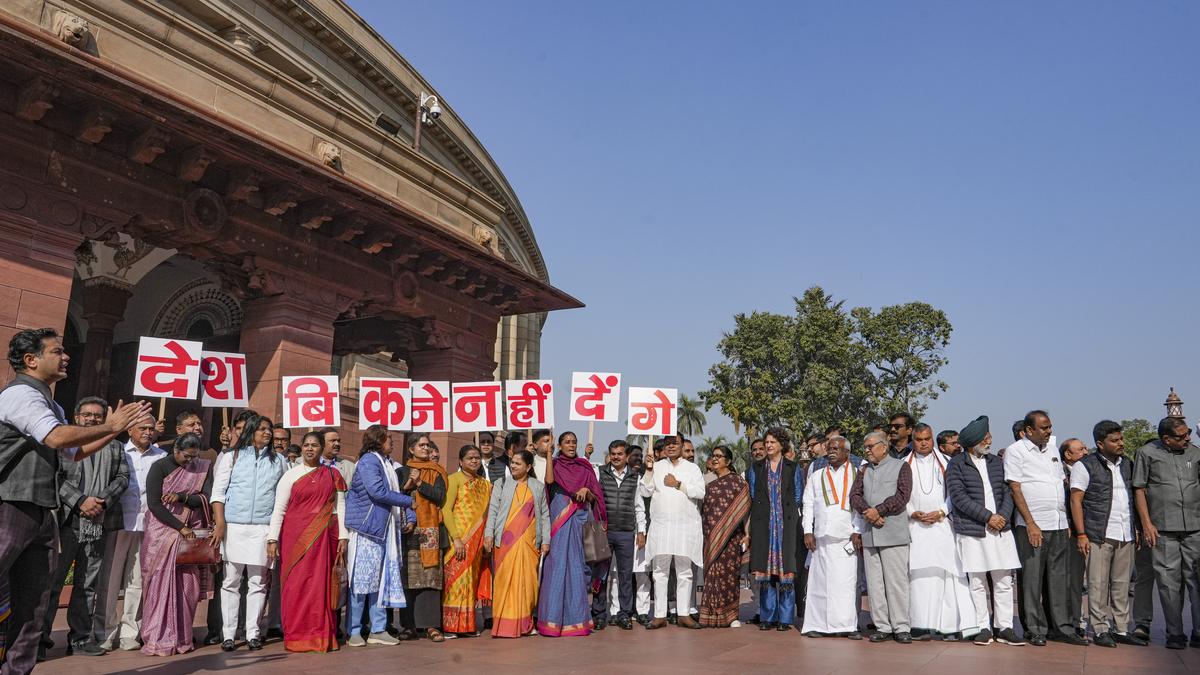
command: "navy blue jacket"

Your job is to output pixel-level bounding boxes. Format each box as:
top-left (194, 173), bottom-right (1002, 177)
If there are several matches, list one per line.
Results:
top-left (345, 452), bottom-right (413, 541)
top-left (946, 451), bottom-right (1014, 538)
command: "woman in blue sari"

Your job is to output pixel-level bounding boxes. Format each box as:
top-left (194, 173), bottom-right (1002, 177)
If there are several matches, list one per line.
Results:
top-left (535, 431), bottom-right (607, 637)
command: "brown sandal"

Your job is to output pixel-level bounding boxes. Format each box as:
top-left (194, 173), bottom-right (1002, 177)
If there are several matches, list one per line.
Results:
top-left (427, 628), bottom-right (445, 643)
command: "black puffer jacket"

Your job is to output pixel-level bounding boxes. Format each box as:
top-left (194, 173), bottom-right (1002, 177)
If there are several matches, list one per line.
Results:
top-left (946, 451), bottom-right (1013, 538)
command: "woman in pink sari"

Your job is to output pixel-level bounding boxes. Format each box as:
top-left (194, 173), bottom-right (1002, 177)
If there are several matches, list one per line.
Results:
top-left (139, 433), bottom-right (214, 656)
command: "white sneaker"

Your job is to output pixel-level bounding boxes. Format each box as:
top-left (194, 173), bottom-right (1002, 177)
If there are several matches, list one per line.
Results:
top-left (347, 635), bottom-right (366, 647)
top-left (730, 620), bottom-right (742, 628)
top-left (367, 632), bottom-right (400, 646)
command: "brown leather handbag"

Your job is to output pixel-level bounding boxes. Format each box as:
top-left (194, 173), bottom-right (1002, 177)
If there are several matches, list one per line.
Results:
top-left (582, 508), bottom-right (611, 563)
top-left (176, 496), bottom-right (221, 566)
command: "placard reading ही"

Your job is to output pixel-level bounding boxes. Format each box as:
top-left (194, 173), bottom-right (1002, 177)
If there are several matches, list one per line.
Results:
top-left (568, 372), bottom-right (621, 423)
top-left (452, 381), bottom-right (503, 432)
top-left (411, 381), bottom-right (451, 433)
top-left (626, 387), bottom-right (678, 436)
top-left (133, 336), bottom-right (203, 400)
top-left (281, 375), bottom-right (340, 428)
top-left (359, 378), bottom-right (411, 431)
top-left (505, 379), bottom-right (554, 429)
top-left (199, 351), bottom-right (249, 408)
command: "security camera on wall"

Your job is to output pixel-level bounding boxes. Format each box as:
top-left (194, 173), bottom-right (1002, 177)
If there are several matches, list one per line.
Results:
top-left (427, 103), bottom-right (442, 120)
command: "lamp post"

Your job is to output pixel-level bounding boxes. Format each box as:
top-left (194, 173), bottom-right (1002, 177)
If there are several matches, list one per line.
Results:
top-left (412, 92), bottom-right (441, 152)
top-left (1165, 387), bottom-right (1185, 419)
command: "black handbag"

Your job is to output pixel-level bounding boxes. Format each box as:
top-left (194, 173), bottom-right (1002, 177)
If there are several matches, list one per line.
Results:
top-left (582, 509), bottom-right (611, 563)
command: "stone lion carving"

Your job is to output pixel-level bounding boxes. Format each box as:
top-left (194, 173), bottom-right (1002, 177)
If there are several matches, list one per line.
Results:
top-left (473, 224), bottom-right (501, 255)
top-left (53, 11), bottom-right (91, 48)
top-left (316, 140), bottom-right (342, 169)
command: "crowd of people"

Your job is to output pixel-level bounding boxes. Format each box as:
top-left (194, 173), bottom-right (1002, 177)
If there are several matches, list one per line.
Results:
top-left (1, 327), bottom-right (1198, 674)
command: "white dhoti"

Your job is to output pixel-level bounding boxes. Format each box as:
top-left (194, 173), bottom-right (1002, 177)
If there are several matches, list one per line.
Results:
top-left (801, 536), bottom-right (860, 634)
top-left (906, 452), bottom-right (980, 635)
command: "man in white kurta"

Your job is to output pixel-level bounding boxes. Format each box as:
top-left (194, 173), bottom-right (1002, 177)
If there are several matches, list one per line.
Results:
top-left (639, 436), bottom-right (706, 629)
top-left (904, 428), bottom-right (979, 640)
top-left (801, 437), bottom-right (864, 637)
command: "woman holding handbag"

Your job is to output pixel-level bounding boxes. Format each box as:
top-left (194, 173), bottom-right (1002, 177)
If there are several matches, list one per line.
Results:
top-left (138, 432), bottom-right (214, 656)
top-left (267, 431), bottom-right (349, 652)
top-left (536, 431), bottom-right (608, 637)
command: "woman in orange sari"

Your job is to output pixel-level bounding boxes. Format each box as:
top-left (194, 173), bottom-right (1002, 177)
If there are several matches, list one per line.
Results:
top-left (267, 431), bottom-right (348, 652)
top-left (484, 450), bottom-right (549, 638)
top-left (441, 445), bottom-right (492, 635)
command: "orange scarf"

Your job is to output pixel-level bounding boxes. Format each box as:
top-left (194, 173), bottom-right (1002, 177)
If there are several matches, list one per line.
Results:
top-left (407, 458), bottom-right (448, 567)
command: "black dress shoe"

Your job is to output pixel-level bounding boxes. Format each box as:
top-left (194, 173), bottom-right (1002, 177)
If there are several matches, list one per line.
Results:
top-left (1093, 632), bottom-right (1117, 648)
top-left (1132, 625), bottom-right (1150, 641)
top-left (941, 632), bottom-right (961, 642)
top-left (221, 640), bottom-right (237, 652)
top-left (265, 628), bottom-right (283, 641)
top-left (868, 631), bottom-right (893, 643)
top-left (204, 635), bottom-right (223, 646)
top-left (759, 622), bottom-right (775, 631)
top-left (667, 613), bottom-right (678, 625)
top-left (1166, 635), bottom-right (1187, 650)
top-left (637, 614), bottom-right (650, 626)
top-left (895, 632), bottom-right (912, 644)
top-left (1029, 634), bottom-right (1047, 647)
top-left (1190, 634), bottom-right (1200, 648)
top-left (618, 618), bottom-right (633, 630)
top-left (776, 623), bottom-right (790, 631)
top-left (593, 619), bottom-right (606, 631)
top-left (802, 630), bottom-right (823, 638)
top-left (247, 638), bottom-right (263, 651)
top-left (67, 640), bottom-right (108, 656)
top-left (1113, 632), bottom-right (1148, 646)
top-left (1057, 632), bottom-right (1089, 646)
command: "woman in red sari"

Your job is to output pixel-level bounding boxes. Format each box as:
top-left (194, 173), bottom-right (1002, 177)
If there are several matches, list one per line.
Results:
top-left (268, 431), bottom-right (348, 652)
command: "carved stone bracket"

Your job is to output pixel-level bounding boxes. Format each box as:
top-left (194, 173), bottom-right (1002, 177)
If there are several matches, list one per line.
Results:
top-left (264, 184), bottom-right (302, 216)
top-left (75, 106), bottom-right (116, 144)
top-left (219, 26), bottom-right (262, 55)
top-left (225, 168), bottom-right (261, 202)
top-left (15, 77), bottom-right (60, 122)
top-left (129, 127), bottom-right (170, 164)
top-left (296, 200), bottom-right (337, 230)
top-left (330, 215), bottom-right (366, 242)
top-left (178, 146), bottom-right (217, 182)
top-left (315, 140), bottom-right (342, 170)
top-left (52, 11), bottom-right (92, 49)
top-left (416, 251), bottom-right (447, 277)
top-left (358, 227), bottom-right (393, 254)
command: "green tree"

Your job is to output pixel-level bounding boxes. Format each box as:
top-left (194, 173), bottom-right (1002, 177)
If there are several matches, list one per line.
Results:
top-left (1119, 418), bottom-right (1156, 458)
top-left (696, 434), bottom-right (730, 465)
top-left (727, 437), bottom-right (751, 474)
top-left (852, 302), bottom-right (952, 419)
top-left (677, 394), bottom-right (707, 438)
top-left (702, 286), bottom-right (953, 446)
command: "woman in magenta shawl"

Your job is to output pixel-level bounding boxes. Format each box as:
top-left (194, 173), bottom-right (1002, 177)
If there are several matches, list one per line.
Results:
top-left (139, 433), bottom-right (214, 656)
top-left (535, 431), bottom-right (607, 637)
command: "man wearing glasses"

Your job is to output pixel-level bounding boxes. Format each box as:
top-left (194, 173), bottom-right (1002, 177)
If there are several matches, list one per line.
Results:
top-left (1133, 416), bottom-right (1200, 650)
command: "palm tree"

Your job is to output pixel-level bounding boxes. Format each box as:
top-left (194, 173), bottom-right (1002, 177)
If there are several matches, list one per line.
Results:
top-left (625, 433), bottom-right (650, 449)
top-left (696, 435), bottom-right (729, 466)
top-left (677, 394), bottom-right (707, 438)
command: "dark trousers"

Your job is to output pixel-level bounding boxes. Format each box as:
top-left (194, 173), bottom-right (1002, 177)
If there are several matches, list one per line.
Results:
top-left (41, 527), bottom-right (107, 645)
top-left (1014, 526), bottom-right (1073, 636)
top-left (1062, 540), bottom-right (1085, 633)
top-left (0, 502), bottom-right (58, 675)
top-left (591, 531), bottom-right (635, 620)
top-left (1132, 542), bottom-right (1155, 630)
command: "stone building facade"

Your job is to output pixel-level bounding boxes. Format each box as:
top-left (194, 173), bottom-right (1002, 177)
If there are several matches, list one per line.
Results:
top-left (0, 0), bottom-right (580, 461)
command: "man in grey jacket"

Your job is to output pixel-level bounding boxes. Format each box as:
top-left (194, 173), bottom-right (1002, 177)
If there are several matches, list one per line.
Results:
top-left (39, 397), bottom-right (129, 659)
top-left (850, 431), bottom-right (914, 644)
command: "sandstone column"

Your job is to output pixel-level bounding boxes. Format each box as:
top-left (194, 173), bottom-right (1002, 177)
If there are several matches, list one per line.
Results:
top-left (75, 279), bottom-right (132, 399)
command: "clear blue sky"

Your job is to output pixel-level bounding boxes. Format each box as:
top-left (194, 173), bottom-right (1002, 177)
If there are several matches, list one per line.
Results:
top-left (349, 1), bottom-right (1200, 448)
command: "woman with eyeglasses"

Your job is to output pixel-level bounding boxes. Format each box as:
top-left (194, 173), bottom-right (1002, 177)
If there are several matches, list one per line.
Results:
top-left (138, 432), bottom-right (214, 655)
top-left (698, 446), bottom-right (750, 627)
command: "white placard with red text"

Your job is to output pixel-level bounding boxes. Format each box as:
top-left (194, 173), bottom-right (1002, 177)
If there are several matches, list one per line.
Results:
top-left (133, 336), bottom-right (203, 400)
top-left (199, 351), bottom-right (249, 408)
top-left (411, 381), bottom-right (451, 433)
top-left (452, 381), bottom-right (503, 432)
top-left (359, 378), bottom-right (412, 431)
top-left (568, 372), bottom-right (621, 423)
top-left (626, 387), bottom-right (678, 436)
top-left (505, 379), bottom-right (555, 429)
top-left (281, 375), bottom-right (340, 429)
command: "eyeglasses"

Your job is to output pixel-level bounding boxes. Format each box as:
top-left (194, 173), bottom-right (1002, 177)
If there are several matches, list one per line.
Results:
top-left (888, 423), bottom-right (906, 430)
top-left (865, 440), bottom-right (886, 450)
top-left (1167, 430), bottom-right (1192, 440)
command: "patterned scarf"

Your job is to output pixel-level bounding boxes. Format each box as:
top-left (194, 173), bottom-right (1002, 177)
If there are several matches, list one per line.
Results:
top-left (406, 458), bottom-right (448, 567)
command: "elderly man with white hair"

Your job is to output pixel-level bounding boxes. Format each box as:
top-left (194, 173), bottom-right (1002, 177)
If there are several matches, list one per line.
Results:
top-left (850, 430), bottom-right (914, 643)
top-left (800, 436), bottom-right (865, 638)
